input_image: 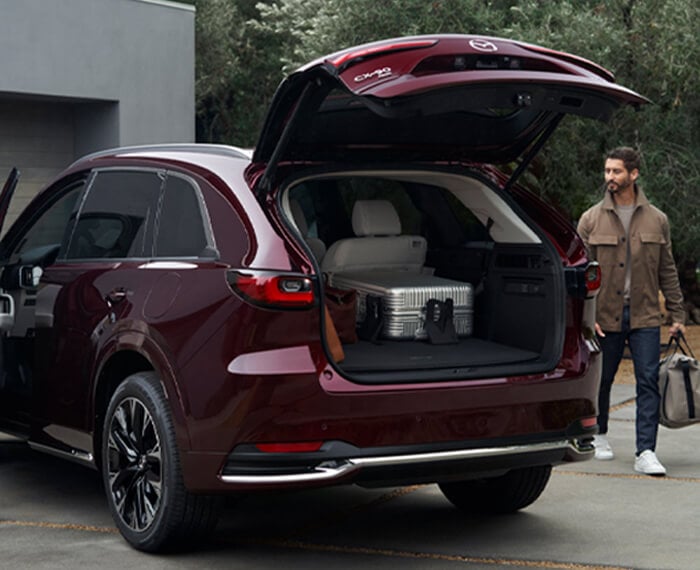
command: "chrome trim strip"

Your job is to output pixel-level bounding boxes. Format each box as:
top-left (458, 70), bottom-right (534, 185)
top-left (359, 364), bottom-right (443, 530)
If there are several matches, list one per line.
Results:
top-left (351, 440), bottom-right (570, 468)
top-left (29, 441), bottom-right (95, 468)
top-left (221, 464), bottom-right (359, 485)
top-left (220, 440), bottom-right (575, 485)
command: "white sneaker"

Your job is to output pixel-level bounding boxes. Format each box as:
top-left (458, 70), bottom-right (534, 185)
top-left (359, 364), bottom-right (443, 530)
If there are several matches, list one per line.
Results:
top-left (593, 435), bottom-right (614, 460)
top-left (634, 450), bottom-right (666, 476)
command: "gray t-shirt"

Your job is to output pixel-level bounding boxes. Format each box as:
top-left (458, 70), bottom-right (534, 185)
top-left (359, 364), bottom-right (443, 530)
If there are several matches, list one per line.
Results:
top-left (615, 203), bottom-right (635, 304)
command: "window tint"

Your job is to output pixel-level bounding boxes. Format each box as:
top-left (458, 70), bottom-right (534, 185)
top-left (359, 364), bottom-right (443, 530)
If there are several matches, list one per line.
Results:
top-left (154, 175), bottom-right (210, 257)
top-left (14, 181), bottom-right (84, 257)
top-left (288, 177), bottom-right (490, 249)
top-left (288, 180), bottom-right (348, 246)
top-left (289, 178), bottom-right (425, 244)
top-left (65, 170), bottom-right (162, 259)
top-left (287, 186), bottom-right (318, 238)
top-left (440, 189), bottom-right (490, 243)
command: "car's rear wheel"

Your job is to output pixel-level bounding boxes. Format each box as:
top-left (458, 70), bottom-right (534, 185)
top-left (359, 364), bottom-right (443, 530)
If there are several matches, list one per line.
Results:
top-left (102, 371), bottom-right (219, 552)
top-left (438, 465), bottom-right (552, 514)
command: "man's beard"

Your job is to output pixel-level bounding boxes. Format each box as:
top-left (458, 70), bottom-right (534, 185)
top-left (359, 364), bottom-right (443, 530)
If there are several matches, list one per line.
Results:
top-left (606, 176), bottom-right (632, 194)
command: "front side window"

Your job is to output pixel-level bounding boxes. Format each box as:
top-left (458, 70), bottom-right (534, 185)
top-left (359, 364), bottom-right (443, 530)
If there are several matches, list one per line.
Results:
top-left (12, 181), bottom-right (85, 258)
top-left (64, 170), bottom-right (163, 260)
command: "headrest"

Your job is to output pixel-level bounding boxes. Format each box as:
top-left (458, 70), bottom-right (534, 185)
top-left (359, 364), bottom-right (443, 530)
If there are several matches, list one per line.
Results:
top-left (351, 200), bottom-right (401, 237)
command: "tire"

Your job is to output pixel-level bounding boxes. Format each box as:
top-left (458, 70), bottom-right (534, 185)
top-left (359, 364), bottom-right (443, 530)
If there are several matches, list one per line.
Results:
top-left (438, 465), bottom-right (552, 514)
top-left (101, 371), bottom-right (220, 552)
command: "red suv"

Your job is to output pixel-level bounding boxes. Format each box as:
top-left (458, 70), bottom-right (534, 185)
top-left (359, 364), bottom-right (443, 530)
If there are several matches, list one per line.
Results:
top-left (0, 35), bottom-right (646, 552)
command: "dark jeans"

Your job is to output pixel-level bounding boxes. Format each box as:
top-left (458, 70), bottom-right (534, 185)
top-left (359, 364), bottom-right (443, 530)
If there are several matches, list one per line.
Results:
top-left (598, 305), bottom-right (661, 455)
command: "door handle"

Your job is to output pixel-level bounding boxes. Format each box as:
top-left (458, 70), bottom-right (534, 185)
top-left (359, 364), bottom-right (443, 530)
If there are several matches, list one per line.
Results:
top-left (105, 288), bottom-right (127, 306)
top-left (105, 289), bottom-right (128, 322)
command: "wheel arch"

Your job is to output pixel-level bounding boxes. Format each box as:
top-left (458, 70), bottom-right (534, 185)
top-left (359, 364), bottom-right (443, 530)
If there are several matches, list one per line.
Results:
top-left (92, 335), bottom-right (191, 469)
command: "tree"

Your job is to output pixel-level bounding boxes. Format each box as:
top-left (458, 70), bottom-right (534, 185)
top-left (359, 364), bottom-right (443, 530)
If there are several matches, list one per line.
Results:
top-left (504, 1), bottom-right (699, 287)
top-left (195, 0), bottom-right (287, 146)
top-left (194, 0), bottom-right (699, 295)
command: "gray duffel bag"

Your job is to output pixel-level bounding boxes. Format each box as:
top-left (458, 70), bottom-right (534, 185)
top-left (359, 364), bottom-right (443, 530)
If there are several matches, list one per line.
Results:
top-left (659, 333), bottom-right (700, 429)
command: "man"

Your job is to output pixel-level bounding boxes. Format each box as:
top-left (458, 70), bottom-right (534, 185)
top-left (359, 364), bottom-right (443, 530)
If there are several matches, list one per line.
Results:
top-left (577, 147), bottom-right (686, 476)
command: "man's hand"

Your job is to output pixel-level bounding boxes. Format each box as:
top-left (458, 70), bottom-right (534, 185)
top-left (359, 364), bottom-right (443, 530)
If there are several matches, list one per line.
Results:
top-left (669, 322), bottom-right (686, 337)
top-left (595, 322), bottom-right (605, 337)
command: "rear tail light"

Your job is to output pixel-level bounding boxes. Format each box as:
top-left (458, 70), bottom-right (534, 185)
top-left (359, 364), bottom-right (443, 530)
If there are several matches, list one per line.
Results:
top-left (565, 261), bottom-right (601, 298)
top-left (583, 262), bottom-right (601, 296)
top-left (227, 270), bottom-right (315, 309)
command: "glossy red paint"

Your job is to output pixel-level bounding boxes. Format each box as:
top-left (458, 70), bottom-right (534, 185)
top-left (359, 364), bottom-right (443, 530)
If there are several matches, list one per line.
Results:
top-left (327, 38), bottom-right (438, 69)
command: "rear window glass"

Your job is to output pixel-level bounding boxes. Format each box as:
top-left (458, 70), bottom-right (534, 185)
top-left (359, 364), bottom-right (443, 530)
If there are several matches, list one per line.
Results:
top-left (288, 176), bottom-right (489, 249)
top-left (288, 178), bottom-right (425, 246)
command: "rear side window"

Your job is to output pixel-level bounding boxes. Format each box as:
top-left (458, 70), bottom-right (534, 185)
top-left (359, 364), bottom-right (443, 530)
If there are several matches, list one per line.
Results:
top-left (154, 174), bottom-right (212, 258)
top-left (65, 170), bottom-right (162, 259)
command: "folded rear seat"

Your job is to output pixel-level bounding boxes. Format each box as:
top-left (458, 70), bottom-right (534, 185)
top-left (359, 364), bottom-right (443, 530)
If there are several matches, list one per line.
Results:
top-left (321, 200), bottom-right (426, 274)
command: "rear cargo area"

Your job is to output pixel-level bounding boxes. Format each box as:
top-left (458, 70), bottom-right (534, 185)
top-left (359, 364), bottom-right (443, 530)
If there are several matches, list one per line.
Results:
top-left (285, 170), bottom-right (566, 381)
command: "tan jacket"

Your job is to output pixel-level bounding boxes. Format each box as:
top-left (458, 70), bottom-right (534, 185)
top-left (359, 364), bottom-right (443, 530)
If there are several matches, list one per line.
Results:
top-left (577, 186), bottom-right (685, 331)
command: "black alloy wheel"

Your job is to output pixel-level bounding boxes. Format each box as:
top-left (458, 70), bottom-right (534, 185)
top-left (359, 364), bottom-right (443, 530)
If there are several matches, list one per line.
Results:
top-left (106, 395), bottom-right (163, 533)
top-left (102, 371), bottom-right (219, 552)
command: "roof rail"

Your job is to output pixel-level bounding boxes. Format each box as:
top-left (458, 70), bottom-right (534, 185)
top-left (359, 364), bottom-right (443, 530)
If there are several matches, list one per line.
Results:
top-left (70, 143), bottom-right (253, 168)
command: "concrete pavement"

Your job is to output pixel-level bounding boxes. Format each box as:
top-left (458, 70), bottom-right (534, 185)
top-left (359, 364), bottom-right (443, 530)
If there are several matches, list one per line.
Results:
top-left (2, 384), bottom-right (700, 569)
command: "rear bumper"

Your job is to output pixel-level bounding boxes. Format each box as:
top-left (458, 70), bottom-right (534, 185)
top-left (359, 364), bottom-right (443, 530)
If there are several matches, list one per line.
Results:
top-left (179, 348), bottom-right (602, 493)
top-left (216, 436), bottom-right (593, 490)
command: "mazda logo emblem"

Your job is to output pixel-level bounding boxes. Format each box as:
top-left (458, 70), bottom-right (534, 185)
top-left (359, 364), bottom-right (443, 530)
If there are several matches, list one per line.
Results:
top-left (469, 39), bottom-right (498, 52)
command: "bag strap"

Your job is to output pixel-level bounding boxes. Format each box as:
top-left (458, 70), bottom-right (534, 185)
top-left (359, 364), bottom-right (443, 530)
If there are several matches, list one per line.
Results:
top-left (676, 331), bottom-right (696, 359)
top-left (662, 335), bottom-right (682, 358)
top-left (424, 298), bottom-right (458, 345)
top-left (661, 331), bottom-right (695, 358)
top-left (357, 295), bottom-right (383, 344)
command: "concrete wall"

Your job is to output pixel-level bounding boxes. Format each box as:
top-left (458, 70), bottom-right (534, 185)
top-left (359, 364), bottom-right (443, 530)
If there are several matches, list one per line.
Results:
top-left (0, 0), bottom-right (195, 150)
top-left (0, 0), bottom-right (195, 229)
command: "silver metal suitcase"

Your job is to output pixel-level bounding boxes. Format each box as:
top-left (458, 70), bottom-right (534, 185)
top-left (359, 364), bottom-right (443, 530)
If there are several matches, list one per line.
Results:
top-left (328, 271), bottom-right (473, 340)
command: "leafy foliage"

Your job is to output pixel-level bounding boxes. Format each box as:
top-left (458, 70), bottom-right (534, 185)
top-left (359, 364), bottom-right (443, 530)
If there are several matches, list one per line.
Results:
top-left (194, 0), bottom-right (288, 145)
top-left (194, 0), bottom-right (699, 287)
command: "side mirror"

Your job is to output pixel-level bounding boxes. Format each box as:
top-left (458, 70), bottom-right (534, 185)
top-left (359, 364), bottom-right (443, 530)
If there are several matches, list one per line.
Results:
top-left (19, 265), bottom-right (43, 289)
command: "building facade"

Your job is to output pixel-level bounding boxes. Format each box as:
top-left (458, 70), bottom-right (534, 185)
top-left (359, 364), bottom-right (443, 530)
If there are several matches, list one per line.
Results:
top-left (0, 0), bottom-right (195, 228)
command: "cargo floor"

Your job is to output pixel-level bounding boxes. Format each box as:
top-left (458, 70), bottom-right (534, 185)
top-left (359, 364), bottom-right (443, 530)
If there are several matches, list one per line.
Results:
top-left (340, 337), bottom-right (539, 371)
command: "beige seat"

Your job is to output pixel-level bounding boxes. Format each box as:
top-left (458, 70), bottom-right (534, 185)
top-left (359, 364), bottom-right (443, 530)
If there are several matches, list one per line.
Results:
top-left (321, 200), bottom-right (427, 274)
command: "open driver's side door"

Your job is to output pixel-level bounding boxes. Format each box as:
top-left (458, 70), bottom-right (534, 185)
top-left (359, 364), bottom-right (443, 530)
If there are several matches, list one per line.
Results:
top-left (0, 168), bottom-right (20, 335)
top-left (0, 168), bottom-right (23, 434)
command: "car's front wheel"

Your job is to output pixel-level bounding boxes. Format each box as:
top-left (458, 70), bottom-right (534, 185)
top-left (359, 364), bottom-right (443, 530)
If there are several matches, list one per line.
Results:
top-left (102, 371), bottom-right (219, 552)
top-left (438, 465), bottom-right (552, 514)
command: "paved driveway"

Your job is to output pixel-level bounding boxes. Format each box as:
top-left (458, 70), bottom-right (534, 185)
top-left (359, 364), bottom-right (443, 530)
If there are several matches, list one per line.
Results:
top-left (2, 383), bottom-right (700, 570)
